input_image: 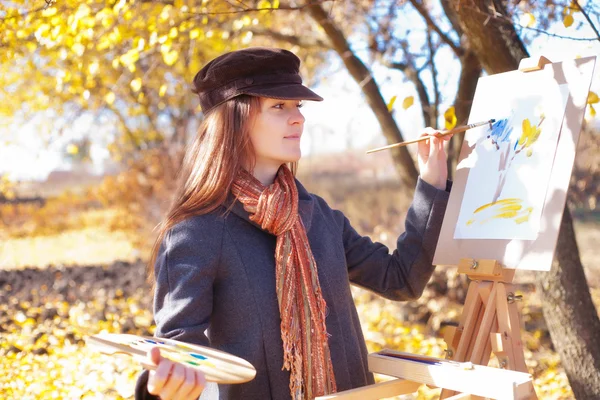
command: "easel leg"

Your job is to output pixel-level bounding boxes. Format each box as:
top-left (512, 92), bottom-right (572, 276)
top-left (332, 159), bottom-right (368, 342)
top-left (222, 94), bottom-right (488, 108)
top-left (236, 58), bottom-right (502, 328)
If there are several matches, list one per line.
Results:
top-left (453, 281), bottom-right (490, 362)
top-left (442, 282), bottom-right (498, 399)
top-left (495, 283), bottom-right (528, 373)
top-left (442, 279), bottom-right (537, 400)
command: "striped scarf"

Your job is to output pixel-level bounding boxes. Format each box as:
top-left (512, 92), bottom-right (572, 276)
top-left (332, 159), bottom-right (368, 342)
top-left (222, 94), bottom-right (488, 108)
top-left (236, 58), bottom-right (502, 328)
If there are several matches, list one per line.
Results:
top-left (231, 165), bottom-right (337, 400)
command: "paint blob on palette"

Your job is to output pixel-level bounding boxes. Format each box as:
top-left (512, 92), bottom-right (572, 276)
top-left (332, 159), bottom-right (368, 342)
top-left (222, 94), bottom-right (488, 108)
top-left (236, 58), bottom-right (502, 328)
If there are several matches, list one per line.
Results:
top-left (129, 337), bottom-right (217, 369)
top-left (86, 333), bottom-right (256, 384)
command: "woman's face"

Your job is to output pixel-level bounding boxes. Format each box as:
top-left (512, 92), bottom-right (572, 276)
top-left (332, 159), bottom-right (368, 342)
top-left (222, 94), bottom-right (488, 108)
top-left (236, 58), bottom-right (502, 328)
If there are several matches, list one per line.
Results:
top-left (248, 97), bottom-right (305, 170)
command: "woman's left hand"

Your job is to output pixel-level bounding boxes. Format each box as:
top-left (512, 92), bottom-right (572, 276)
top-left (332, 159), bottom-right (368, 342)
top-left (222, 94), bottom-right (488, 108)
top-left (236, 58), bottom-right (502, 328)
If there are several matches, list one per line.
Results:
top-left (417, 127), bottom-right (452, 190)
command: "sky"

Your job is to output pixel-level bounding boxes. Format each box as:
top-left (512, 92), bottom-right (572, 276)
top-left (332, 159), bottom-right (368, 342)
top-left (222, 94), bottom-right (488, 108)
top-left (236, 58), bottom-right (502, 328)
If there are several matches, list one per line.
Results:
top-left (1, 6), bottom-right (599, 182)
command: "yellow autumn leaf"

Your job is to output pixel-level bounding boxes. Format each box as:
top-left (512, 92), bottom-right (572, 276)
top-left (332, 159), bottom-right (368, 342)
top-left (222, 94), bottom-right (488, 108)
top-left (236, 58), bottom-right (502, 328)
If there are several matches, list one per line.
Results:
top-left (41, 7), bottom-right (58, 17)
top-left (66, 144), bottom-right (79, 155)
top-left (189, 28), bottom-right (201, 39)
top-left (402, 96), bottom-right (414, 110)
top-left (88, 62), bottom-right (99, 75)
top-left (130, 78), bottom-right (142, 92)
top-left (163, 50), bottom-right (179, 66)
top-left (588, 91), bottom-right (598, 104)
top-left (568, 0), bottom-right (580, 13)
top-left (590, 104), bottom-right (596, 118)
top-left (520, 13), bottom-right (536, 28)
top-left (563, 14), bottom-right (574, 28)
top-left (257, 0), bottom-right (272, 9)
top-left (105, 92), bottom-right (115, 105)
top-left (386, 95), bottom-right (397, 112)
top-left (444, 106), bottom-right (457, 130)
top-left (159, 84), bottom-right (167, 97)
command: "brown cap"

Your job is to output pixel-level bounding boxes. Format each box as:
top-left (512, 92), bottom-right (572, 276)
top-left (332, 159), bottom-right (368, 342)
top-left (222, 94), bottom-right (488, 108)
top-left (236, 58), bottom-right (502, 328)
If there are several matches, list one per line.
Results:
top-left (192, 47), bottom-right (323, 114)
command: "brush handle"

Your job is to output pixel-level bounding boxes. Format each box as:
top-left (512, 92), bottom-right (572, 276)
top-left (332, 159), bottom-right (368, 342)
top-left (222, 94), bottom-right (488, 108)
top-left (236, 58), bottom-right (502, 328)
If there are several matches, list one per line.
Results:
top-left (366, 119), bottom-right (494, 154)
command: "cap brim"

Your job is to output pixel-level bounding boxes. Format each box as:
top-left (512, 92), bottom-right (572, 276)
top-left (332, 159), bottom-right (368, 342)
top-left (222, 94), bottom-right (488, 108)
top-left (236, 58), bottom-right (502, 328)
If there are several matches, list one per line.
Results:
top-left (242, 84), bottom-right (323, 102)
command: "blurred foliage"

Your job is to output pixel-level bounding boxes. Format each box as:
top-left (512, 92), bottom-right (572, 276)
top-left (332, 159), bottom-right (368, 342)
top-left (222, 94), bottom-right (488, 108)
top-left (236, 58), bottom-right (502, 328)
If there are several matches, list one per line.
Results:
top-left (0, 0), bottom-right (328, 161)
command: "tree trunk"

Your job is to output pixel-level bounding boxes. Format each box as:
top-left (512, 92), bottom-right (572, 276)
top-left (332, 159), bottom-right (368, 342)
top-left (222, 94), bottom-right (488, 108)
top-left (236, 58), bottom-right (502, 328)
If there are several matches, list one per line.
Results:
top-left (539, 208), bottom-right (600, 396)
top-left (448, 50), bottom-right (481, 178)
top-left (452, 0), bottom-right (600, 397)
top-left (306, 3), bottom-right (419, 190)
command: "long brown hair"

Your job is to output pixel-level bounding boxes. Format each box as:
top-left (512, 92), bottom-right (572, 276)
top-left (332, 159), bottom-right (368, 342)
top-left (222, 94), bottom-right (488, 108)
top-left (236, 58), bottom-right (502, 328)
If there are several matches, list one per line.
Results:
top-left (147, 95), bottom-right (297, 287)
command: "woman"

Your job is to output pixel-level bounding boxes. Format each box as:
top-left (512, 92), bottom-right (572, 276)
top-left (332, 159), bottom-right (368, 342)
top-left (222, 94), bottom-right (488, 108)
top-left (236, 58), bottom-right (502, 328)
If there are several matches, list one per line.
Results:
top-left (136, 47), bottom-right (451, 400)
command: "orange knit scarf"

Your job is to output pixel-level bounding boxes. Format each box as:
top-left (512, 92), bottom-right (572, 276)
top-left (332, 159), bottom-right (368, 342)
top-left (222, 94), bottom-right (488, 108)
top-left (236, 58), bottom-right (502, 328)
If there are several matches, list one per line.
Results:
top-left (231, 165), bottom-right (337, 400)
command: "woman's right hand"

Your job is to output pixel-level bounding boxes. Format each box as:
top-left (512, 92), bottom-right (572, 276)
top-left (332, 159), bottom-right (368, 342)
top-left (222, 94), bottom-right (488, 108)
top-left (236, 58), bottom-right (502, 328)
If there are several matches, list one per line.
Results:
top-left (147, 347), bottom-right (206, 400)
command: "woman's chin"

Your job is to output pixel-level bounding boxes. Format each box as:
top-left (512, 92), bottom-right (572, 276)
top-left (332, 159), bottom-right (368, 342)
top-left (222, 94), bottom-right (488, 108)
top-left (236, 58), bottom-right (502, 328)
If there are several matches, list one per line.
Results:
top-left (282, 150), bottom-right (302, 163)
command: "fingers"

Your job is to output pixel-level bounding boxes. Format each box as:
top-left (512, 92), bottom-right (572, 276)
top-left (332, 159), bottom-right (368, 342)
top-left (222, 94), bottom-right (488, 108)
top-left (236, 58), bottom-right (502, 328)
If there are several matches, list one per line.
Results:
top-left (185, 370), bottom-right (207, 400)
top-left (428, 133), bottom-right (442, 158)
top-left (146, 346), bottom-right (206, 400)
top-left (418, 129), bottom-right (434, 161)
top-left (172, 364), bottom-right (198, 400)
top-left (159, 362), bottom-right (186, 399)
top-left (148, 349), bottom-right (174, 395)
top-left (422, 127), bottom-right (437, 137)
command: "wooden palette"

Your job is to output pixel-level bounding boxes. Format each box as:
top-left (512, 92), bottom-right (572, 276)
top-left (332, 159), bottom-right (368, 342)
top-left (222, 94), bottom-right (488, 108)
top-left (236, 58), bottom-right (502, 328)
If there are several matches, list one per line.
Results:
top-left (86, 333), bottom-right (256, 384)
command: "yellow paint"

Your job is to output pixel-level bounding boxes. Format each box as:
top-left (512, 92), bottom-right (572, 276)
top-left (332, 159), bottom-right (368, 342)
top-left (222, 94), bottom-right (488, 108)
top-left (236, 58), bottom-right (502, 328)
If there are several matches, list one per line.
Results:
top-left (467, 199), bottom-right (534, 227)
top-left (473, 198), bottom-right (521, 214)
top-left (493, 211), bottom-right (518, 219)
top-left (518, 118), bottom-right (542, 149)
top-left (515, 207), bottom-right (534, 224)
top-left (499, 205), bottom-right (522, 212)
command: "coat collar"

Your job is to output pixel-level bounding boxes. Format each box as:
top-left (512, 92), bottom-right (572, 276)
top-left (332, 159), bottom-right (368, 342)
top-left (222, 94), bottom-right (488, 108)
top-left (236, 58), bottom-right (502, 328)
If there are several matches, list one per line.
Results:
top-left (226, 178), bottom-right (315, 233)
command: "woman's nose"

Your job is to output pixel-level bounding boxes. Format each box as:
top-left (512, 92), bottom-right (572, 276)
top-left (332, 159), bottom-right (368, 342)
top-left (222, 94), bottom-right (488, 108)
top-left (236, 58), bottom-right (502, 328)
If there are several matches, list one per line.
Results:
top-left (289, 109), bottom-right (305, 125)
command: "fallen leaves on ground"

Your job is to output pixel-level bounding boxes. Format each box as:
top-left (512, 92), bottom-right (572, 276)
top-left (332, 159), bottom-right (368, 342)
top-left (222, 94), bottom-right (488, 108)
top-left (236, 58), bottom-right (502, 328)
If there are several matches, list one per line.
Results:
top-left (0, 261), bottom-right (154, 399)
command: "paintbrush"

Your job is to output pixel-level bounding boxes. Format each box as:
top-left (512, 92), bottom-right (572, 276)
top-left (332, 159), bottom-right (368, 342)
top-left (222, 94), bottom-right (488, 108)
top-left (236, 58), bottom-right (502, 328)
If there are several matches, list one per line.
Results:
top-left (366, 119), bottom-right (496, 154)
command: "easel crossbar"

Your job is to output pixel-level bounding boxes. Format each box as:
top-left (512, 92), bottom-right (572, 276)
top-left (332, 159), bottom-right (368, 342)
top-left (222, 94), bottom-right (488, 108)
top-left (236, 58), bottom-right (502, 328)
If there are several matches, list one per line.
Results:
top-left (367, 352), bottom-right (534, 399)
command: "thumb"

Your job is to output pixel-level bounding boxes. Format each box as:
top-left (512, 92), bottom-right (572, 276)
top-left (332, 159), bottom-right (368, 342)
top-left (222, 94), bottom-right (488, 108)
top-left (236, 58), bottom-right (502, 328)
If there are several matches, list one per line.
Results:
top-left (149, 346), bottom-right (162, 366)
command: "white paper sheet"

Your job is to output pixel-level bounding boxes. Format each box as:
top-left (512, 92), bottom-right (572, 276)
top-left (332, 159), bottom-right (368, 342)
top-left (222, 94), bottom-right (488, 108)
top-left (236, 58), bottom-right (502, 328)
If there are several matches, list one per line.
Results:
top-left (454, 71), bottom-right (570, 240)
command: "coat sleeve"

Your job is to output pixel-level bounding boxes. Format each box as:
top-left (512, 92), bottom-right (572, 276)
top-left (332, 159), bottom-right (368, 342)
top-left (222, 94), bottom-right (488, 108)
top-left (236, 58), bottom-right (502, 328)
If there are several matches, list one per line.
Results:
top-left (135, 214), bottom-right (224, 400)
top-left (340, 177), bottom-right (450, 301)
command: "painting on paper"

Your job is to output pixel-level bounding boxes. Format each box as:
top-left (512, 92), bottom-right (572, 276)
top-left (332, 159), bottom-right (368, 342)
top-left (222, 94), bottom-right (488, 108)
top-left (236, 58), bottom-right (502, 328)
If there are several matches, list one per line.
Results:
top-left (454, 76), bottom-right (570, 240)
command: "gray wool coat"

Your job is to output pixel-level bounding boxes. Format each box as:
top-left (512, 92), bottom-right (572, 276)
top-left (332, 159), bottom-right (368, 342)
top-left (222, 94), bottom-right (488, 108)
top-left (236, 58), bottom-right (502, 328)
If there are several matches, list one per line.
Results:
top-left (135, 177), bottom-right (450, 400)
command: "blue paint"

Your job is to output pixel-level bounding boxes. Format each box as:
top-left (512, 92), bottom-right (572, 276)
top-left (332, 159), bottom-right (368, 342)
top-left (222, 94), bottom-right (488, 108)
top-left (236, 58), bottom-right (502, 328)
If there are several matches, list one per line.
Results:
top-left (190, 353), bottom-right (208, 360)
top-left (487, 118), bottom-right (513, 144)
top-left (143, 339), bottom-right (165, 345)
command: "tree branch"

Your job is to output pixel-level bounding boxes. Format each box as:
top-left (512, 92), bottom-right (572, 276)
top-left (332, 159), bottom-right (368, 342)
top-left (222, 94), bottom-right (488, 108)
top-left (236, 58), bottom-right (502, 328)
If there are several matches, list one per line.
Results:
top-left (408, 0), bottom-right (463, 57)
top-left (182, 0), bottom-right (336, 17)
top-left (572, 0), bottom-right (600, 41)
top-left (244, 27), bottom-right (330, 49)
top-left (386, 59), bottom-right (434, 127)
top-left (427, 31), bottom-right (440, 128)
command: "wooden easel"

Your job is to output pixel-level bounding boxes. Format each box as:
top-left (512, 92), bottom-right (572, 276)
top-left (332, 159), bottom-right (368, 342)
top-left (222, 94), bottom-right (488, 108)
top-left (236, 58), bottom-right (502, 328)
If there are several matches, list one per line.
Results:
top-left (439, 259), bottom-right (536, 399)
top-left (316, 258), bottom-right (537, 400)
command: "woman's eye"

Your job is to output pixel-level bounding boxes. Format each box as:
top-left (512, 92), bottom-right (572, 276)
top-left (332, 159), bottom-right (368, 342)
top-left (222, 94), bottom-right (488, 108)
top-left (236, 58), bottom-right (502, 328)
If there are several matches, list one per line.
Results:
top-left (272, 102), bottom-right (303, 109)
